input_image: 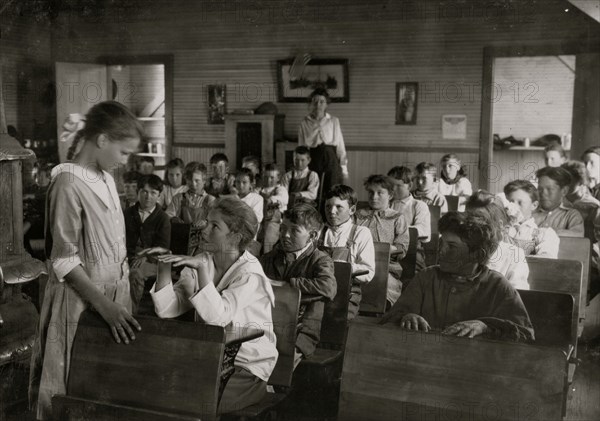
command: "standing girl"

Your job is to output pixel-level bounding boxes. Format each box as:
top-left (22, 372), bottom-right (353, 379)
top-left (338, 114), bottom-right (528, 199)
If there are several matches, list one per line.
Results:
top-left (29, 101), bottom-right (143, 420)
top-left (438, 153), bottom-right (473, 211)
top-left (159, 158), bottom-right (188, 209)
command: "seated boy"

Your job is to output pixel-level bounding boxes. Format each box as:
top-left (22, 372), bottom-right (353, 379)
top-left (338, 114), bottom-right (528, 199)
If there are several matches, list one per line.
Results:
top-left (533, 166), bottom-right (584, 237)
top-left (388, 166), bottom-right (431, 270)
top-left (320, 185), bottom-right (375, 320)
top-left (259, 204), bottom-right (336, 367)
top-left (121, 170), bottom-right (141, 210)
top-left (205, 153), bottom-right (235, 197)
top-left (503, 180), bottom-right (560, 258)
top-left (282, 146), bottom-right (320, 207)
top-left (412, 162), bottom-right (448, 214)
top-left (258, 163), bottom-right (289, 253)
top-left (137, 156), bottom-right (155, 175)
top-left (356, 175), bottom-right (409, 306)
top-left (124, 174), bottom-right (171, 312)
top-left (544, 143), bottom-right (567, 168)
top-left (562, 160), bottom-right (600, 241)
top-left (242, 155), bottom-right (262, 189)
top-left (166, 161), bottom-right (215, 227)
top-left (380, 212), bottom-right (534, 342)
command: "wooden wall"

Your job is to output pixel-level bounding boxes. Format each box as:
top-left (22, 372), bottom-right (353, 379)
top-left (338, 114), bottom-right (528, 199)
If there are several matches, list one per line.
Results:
top-left (45, 0), bottom-right (600, 198)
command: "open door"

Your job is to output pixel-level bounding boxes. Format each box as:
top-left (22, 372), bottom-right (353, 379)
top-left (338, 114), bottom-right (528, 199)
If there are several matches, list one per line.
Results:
top-left (55, 62), bottom-right (107, 163)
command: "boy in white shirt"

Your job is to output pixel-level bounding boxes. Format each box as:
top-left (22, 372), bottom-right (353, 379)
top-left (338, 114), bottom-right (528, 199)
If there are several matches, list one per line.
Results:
top-left (258, 163), bottom-right (289, 253)
top-left (503, 180), bottom-right (560, 258)
top-left (282, 146), bottom-right (320, 207)
top-left (319, 184), bottom-right (375, 320)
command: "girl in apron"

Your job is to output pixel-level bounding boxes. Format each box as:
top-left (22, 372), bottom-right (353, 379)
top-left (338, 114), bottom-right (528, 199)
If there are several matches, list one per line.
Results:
top-left (29, 101), bottom-right (144, 420)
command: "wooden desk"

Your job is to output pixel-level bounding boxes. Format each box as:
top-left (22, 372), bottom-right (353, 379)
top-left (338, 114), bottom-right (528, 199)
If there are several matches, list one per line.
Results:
top-left (339, 317), bottom-right (566, 421)
top-left (54, 311), bottom-right (264, 421)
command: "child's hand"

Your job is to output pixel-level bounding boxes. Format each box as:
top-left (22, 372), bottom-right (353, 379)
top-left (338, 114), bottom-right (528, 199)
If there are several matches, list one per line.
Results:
top-left (138, 247), bottom-right (171, 257)
top-left (157, 254), bottom-right (209, 269)
top-left (130, 256), bottom-right (147, 269)
top-left (98, 300), bottom-right (141, 344)
top-left (399, 313), bottom-right (431, 332)
top-left (442, 320), bottom-right (487, 338)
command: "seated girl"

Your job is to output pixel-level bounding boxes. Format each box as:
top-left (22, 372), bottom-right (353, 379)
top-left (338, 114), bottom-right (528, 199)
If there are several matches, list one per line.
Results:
top-left (533, 166), bottom-right (584, 237)
top-left (502, 180), bottom-right (560, 258)
top-left (356, 175), bottom-right (410, 306)
top-left (149, 198), bottom-right (278, 413)
top-left (380, 212), bottom-right (534, 342)
top-left (465, 191), bottom-right (530, 290)
top-left (437, 153), bottom-right (473, 211)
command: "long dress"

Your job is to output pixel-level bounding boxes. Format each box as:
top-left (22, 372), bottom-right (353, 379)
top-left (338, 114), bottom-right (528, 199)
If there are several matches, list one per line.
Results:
top-left (29, 163), bottom-right (131, 420)
top-left (298, 113), bottom-right (347, 196)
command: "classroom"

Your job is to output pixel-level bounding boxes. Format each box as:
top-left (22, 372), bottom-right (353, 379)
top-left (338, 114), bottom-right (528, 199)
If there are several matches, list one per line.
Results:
top-left (1, 0), bottom-right (599, 420)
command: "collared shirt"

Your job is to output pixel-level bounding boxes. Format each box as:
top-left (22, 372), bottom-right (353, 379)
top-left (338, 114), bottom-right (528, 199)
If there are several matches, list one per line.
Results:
top-left (391, 195), bottom-right (431, 241)
top-left (259, 184), bottom-right (289, 212)
top-left (298, 112), bottom-right (347, 167)
top-left (321, 218), bottom-right (375, 284)
top-left (508, 217), bottom-right (560, 258)
top-left (533, 204), bottom-right (584, 237)
top-left (240, 191), bottom-right (264, 224)
top-left (159, 185), bottom-right (188, 208)
top-left (150, 251), bottom-right (278, 382)
top-left (486, 241), bottom-right (530, 290)
top-left (281, 168), bottom-right (320, 200)
top-left (413, 188), bottom-right (448, 214)
top-left (165, 190), bottom-right (215, 225)
top-left (355, 208), bottom-right (409, 259)
top-left (138, 205), bottom-right (156, 223)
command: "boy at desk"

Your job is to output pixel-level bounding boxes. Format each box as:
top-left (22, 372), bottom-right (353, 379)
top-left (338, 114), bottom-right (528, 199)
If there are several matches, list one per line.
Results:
top-left (259, 203), bottom-right (336, 367)
top-left (381, 211), bottom-right (534, 342)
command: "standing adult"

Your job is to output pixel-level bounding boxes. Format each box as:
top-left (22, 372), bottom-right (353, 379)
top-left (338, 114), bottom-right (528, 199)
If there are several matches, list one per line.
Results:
top-left (298, 87), bottom-right (348, 204)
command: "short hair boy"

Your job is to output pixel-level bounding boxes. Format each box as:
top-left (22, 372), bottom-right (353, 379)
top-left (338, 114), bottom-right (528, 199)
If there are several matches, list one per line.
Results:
top-left (412, 162), bottom-right (448, 213)
top-left (282, 146), bottom-right (320, 207)
top-left (320, 184), bottom-right (375, 320)
top-left (259, 203), bottom-right (336, 367)
top-left (124, 174), bottom-right (171, 313)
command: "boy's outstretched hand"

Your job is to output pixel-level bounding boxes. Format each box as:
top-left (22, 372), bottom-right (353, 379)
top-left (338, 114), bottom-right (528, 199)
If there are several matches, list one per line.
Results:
top-left (138, 247), bottom-right (171, 257)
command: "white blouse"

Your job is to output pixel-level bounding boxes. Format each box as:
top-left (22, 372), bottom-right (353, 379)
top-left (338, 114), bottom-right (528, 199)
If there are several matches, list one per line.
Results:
top-left (150, 251), bottom-right (278, 381)
top-left (298, 113), bottom-right (348, 168)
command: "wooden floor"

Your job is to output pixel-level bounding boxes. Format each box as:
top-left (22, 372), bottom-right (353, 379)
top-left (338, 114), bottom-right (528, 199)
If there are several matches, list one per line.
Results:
top-left (3, 339), bottom-right (600, 421)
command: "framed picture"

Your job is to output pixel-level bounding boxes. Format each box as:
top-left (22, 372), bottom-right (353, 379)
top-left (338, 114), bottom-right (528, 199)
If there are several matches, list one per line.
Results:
top-left (207, 84), bottom-right (226, 124)
top-left (277, 58), bottom-right (349, 102)
top-left (395, 82), bottom-right (418, 125)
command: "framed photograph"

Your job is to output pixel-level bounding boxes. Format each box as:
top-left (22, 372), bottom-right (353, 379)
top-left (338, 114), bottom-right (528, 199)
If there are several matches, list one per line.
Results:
top-left (395, 82), bottom-right (418, 125)
top-left (277, 58), bottom-right (349, 102)
top-left (207, 84), bottom-right (226, 124)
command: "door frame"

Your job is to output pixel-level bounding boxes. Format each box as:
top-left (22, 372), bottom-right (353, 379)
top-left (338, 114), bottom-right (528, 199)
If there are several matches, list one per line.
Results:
top-left (98, 54), bottom-right (174, 163)
top-left (479, 42), bottom-right (600, 190)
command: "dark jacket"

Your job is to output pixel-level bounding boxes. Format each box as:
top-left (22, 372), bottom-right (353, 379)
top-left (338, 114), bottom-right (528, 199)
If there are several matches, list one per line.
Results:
top-left (259, 243), bottom-right (336, 357)
top-left (124, 203), bottom-right (171, 259)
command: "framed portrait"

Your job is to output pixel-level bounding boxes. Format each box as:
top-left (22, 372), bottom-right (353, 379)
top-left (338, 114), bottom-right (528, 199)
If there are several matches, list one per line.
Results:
top-left (207, 84), bottom-right (226, 124)
top-left (277, 58), bottom-right (349, 102)
top-left (396, 82), bottom-right (418, 125)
